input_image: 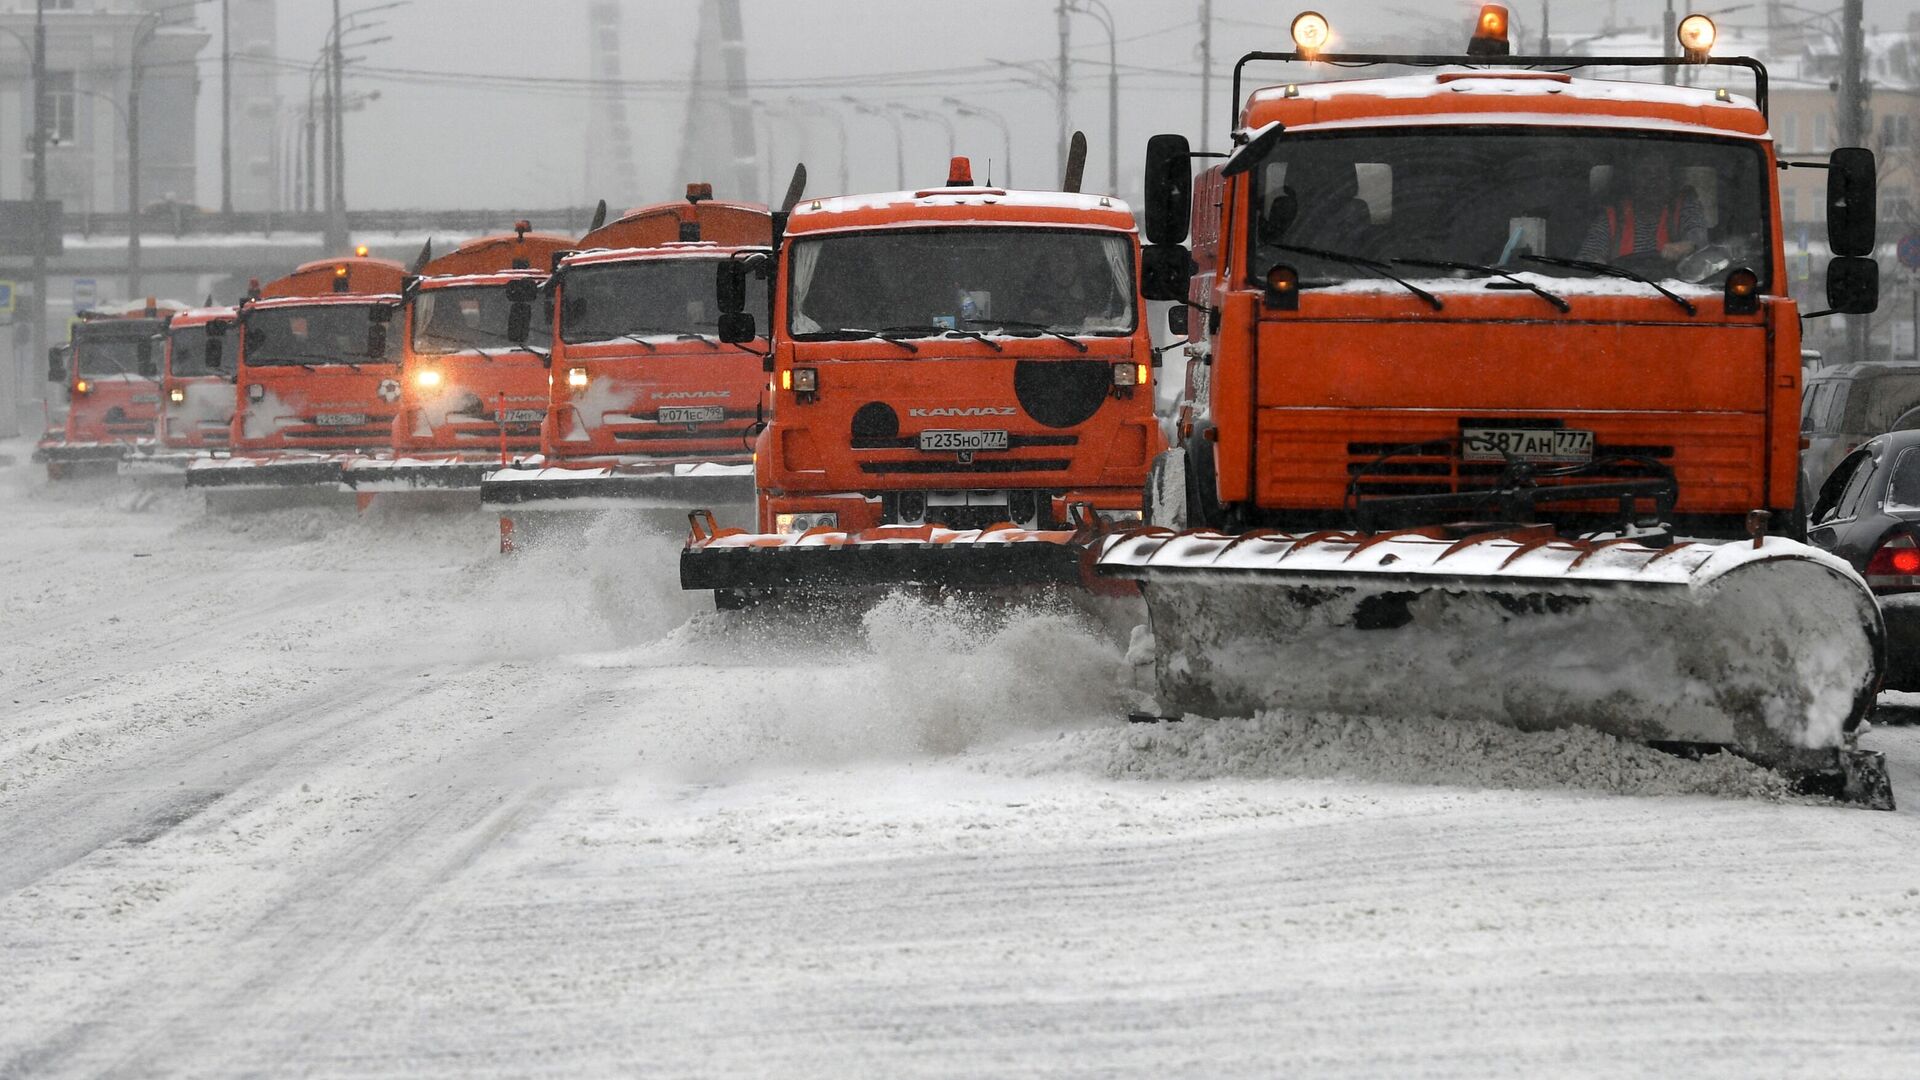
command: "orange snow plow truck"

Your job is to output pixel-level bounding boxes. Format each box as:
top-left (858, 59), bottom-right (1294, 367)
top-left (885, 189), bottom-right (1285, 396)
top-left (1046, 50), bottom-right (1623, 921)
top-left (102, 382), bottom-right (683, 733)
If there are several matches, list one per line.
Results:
top-left (680, 154), bottom-right (1164, 603)
top-left (478, 185), bottom-right (774, 521)
top-left (38, 299), bottom-right (185, 478)
top-left (1098, 7), bottom-right (1894, 804)
top-left (341, 223), bottom-right (574, 494)
top-left (186, 253), bottom-right (408, 491)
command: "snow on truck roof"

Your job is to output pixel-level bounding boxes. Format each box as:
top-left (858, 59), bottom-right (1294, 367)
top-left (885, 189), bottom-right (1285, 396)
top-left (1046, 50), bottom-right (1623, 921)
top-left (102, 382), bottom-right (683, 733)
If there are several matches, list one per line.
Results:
top-left (785, 188), bottom-right (1138, 235)
top-left (559, 242), bottom-right (770, 271)
top-left (1244, 69), bottom-right (1768, 139)
top-left (168, 307), bottom-right (237, 327)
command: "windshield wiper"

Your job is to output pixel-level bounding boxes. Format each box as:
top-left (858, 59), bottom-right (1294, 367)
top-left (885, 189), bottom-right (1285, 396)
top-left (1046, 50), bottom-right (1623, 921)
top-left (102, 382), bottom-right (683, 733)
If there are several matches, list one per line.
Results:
top-left (963, 318), bottom-right (1089, 353)
top-left (1519, 254), bottom-right (1697, 316)
top-left (1393, 256), bottom-right (1570, 313)
top-left (791, 328), bottom-right (919, 353)
top-left (1271, 242), bottom-right (1443, 311)
top-left (879, 324), bottom-right (1004, 351)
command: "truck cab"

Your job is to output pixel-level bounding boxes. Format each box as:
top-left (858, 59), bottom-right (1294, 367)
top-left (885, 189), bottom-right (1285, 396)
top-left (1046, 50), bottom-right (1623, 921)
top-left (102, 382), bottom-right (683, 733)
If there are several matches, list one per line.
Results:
top-left (43, 300), bottom-right (183, 474)
top-left (158, 306), bottom-right (239, 452)
top-left (392, 226), bottom-right (574, 462)
top-left (737, 159), bottom-right (1163, 533)
top-left (540, 187), bottom-right (772, 473)
top-left (1143, 20), bottom-right (1877, 543)
top-left (228, 255), bottom-right (408, 454)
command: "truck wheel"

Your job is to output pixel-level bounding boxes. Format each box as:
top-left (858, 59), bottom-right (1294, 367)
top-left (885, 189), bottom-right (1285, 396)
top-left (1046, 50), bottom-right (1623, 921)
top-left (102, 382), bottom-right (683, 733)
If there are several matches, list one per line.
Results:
top-left (1145, 449), bottom-right (1187, 529)
top-left (1184, 439), bottom-right (1222, 530)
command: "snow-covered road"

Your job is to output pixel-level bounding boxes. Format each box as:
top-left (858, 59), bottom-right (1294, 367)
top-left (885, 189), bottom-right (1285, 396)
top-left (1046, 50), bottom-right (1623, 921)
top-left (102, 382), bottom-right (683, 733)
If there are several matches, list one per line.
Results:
top-left (3, 446), bottom-right (1918, 1077)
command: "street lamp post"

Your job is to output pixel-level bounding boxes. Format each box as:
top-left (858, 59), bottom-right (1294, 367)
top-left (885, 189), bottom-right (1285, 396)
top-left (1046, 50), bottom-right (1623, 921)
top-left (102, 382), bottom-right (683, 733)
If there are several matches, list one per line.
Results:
top-left (894, 104), bottom-right (955, 160)
top-left (845, 97), bottom-right (906, 189)
top-left (1068, 0), bottom-right (1118, 194)
top-left (323, 0), bottom-right (407, 249)
top-left (943, 97), bottom-right (1013, 187)
top-left (787, 98), bottom-right (850, 195)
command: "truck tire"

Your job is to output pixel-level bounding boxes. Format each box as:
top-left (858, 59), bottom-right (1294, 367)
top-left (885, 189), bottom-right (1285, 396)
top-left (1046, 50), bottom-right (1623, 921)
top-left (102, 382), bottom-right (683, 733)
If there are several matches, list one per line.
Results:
top-left (1185, 437), bottom-right (1222, 530)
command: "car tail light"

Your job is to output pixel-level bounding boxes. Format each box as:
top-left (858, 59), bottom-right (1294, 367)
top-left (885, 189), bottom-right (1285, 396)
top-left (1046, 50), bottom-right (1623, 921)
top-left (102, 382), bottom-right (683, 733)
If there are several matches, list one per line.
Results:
top-left (1866, 533), bottom-right (1920, 591)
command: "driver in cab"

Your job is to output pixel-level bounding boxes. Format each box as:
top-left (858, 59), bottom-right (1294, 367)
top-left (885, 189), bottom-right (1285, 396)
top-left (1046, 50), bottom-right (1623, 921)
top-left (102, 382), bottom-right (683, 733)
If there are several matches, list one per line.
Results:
top-left (1577, 154), bottom-right (1709, 264)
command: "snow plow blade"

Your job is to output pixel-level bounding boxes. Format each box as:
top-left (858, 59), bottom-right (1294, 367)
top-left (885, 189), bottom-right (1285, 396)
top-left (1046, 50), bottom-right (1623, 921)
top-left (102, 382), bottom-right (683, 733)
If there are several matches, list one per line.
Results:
top-left (184, 453), bottom-right (352, 490)
top-left (680, 514), bottom-right (1101, 597)
top-left (479, 463), bottom-right (754, 511)
top-left (1099, 528), bottom-right (1891, 806)
top-left (343, 456), bottom-right (498, 493)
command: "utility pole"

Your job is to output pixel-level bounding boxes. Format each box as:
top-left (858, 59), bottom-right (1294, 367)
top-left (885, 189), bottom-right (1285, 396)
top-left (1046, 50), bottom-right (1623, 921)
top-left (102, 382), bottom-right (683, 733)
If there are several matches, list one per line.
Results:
top-left (28, 0), bottom-right (49, 435)
top-left (1056, 0), bottom-right (1071, 183)
top-left (220, 0), bottom-right (232, 216)
top-left (1663, 0), bottom-right (1677, 84)
top-left (326, 0), bottom-right (349, 250)
top-left (1540, 1), bottom-right (1551, 55)
top-left (1199, 0), bottom-right (1213, 146)
top-left (1840, 0), bottom-right (1871, 362)
top-left (128, 46), bottom-right (143, 295)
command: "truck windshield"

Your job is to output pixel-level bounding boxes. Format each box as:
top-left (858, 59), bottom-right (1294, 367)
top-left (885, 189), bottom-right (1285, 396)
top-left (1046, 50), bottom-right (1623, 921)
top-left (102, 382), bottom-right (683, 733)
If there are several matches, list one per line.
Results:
top-left (167, 325), bottom-right (221, 377)
top-left (74, 335), bottom-right (159, 377)
top-left (560, 258), bottom-right (762, 345)
top-left (245, 304), bottom-right (396, 367)
top-left (787, 227), bottom-right (1137, 337)
top-left (1245, 129), bottom-right (1770, 289)
top-left (413, 284), bottom-right (551, 354)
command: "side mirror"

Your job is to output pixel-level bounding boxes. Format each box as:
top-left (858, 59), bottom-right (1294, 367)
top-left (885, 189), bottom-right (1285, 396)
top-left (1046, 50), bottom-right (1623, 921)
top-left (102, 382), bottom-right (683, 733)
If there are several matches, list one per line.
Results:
top-left (1141, 244), bottom-right (1194, 303)
top-left (245, 326), bottom-right (265, 356)
top-left (1166, 304), bottom-right (1189, 337)
top-left (504, 278), bottom-right (538, 304)
top-left (366, 323), bottom-right (389, 359)
top-left (716, 261), bottom-right (748, 315)
top-left (47, 346), bottom-right (66, 384)
top-left (1828, 147), bottom-right (1877, 258)
top-left (1143, 133), bottom-right (1193, 247)
top-left (1826, 256), bottom-right (1879, 315)
top-left (367, 303), bottom-right (395, 325)
top-left (137, 338), bottom-right (157, 377)
top-left (718, 311), bottom-right (757, 344)
top-left (506, 302), bottom-right (533, 344)
top-left (204, 335), bottom-right (224, 371)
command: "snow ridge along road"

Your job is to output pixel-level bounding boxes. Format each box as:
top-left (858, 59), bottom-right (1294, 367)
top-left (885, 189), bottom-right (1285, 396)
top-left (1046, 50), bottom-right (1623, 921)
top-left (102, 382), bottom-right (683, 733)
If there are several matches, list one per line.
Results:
top-left (2, 447), bottom-right (1918, 1077)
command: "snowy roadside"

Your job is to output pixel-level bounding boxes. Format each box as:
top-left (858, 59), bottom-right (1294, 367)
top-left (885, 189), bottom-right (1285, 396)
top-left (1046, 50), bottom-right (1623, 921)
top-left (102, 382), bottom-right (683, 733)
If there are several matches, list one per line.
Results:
top-left (3, 446), bottom-right (1918, 1077)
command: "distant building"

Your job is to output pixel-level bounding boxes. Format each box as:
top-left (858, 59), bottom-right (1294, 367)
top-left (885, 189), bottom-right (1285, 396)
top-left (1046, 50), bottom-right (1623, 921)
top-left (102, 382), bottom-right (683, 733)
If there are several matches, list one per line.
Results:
top-left (0, 1), bottom-right (211, 216)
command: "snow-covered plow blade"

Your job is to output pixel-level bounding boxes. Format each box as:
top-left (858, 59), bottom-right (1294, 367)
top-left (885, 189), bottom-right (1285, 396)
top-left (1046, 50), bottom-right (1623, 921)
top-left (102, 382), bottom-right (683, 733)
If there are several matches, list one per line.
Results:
top-left (342, 456), bottom-right (499, 494)
top-left (1099, 527), bottom-right (1892, 807)
top-left (479, 462), bottom-right (754, 511)
top-left (37, 440), bottom-right (131, 477)
top-left (680, 513), bottom-right (1105, 601)
top-left (184, 453), bottom-right (353, 491)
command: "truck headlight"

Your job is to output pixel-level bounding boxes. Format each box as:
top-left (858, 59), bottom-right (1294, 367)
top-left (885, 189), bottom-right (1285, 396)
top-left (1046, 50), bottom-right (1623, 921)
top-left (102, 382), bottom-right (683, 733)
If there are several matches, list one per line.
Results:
top-left (415, 369), bottom-right (443, 391)
top-left (1112, 363), bottom-right (1137, 387)
top-left (169, 387), bottom-right (186, 404)
top-left (567, 367), bottom-right (589, 389)
top-left (247, 384), bottom-right (265, 401)
top-left (775, 511), bottom-right (838, 534)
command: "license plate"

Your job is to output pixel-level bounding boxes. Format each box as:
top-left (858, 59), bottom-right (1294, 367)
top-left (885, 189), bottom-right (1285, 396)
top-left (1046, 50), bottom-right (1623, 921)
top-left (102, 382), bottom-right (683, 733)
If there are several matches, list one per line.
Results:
top-left (502, 409), bottom-right (544, 423)
top-left (1461, 426), bottom-right (1594, 463)
top-left (919, 429), bottom-right (1010, 453)
top-left (314, 413), bottom-right (368, 427)
top-left (659, 406), bottom-right (725, 424)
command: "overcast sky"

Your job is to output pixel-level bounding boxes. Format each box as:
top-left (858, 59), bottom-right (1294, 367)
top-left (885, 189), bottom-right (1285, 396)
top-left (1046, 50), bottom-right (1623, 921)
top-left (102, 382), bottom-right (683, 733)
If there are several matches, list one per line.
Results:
top-left (201, 0), bottom-right (1920, 213)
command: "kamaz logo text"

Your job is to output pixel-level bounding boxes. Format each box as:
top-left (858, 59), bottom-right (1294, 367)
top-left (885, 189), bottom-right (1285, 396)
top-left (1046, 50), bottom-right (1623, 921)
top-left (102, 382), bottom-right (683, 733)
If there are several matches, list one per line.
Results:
top-left (652, 390), bottom-right (731, 400)
top-left (909, 407), bottom-right (1018, 417)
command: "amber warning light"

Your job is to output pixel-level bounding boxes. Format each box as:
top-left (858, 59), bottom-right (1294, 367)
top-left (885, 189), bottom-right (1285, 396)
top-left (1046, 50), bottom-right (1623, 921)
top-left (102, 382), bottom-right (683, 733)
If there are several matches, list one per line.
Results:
top-left (1290, 12), bottom-right (1330, 57)
top-left (1468, 4), bottom-right (1511, 56)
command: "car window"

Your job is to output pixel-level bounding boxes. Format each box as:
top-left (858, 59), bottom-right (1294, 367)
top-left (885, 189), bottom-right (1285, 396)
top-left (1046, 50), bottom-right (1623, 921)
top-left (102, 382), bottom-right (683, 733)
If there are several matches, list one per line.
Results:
top-left (1813, 447), bottom-right (1873, 524)
top-left (1828, 380), bottom-right (1856, 432)
top-left (1889, 449), bottom-right (1920, 512)
top-left (1802, 383), bottom-right (1831, 434)
top-left (1858, 375), bottom-right (1920, 434)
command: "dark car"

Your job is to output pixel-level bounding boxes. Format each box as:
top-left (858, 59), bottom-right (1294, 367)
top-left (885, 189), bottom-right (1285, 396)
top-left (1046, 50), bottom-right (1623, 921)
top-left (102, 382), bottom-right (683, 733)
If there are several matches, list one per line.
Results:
top-left (1806, 429), bottom-right (1920, 690)
top-left (1801, 364), bottom-right (1920, 511)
